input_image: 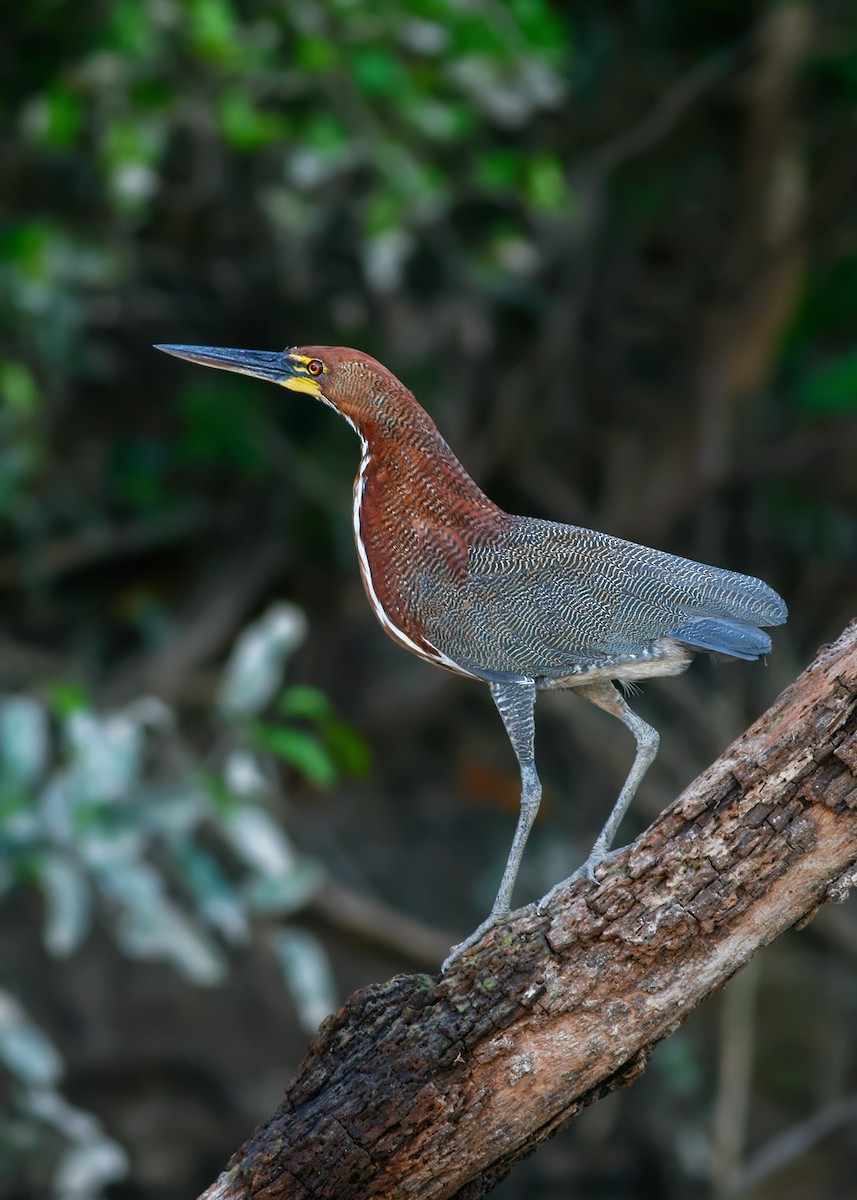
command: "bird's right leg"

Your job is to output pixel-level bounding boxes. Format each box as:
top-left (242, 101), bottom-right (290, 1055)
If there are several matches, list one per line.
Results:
top-left (537, 679), bottom-right (659, 911)
top-left (442, 678), bottom-right (540, 970)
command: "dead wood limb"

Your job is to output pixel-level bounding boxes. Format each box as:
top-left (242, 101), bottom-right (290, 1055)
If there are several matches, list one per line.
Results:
top-left (201, 621), bottom-right (857, 1200)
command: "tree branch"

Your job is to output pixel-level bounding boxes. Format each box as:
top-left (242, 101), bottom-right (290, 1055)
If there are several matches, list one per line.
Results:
top-left (201, 621), bottom-right (857, 1200)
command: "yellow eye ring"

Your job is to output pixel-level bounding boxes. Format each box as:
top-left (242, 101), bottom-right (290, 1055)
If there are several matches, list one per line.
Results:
top-left (307, 359), bottom-right (323, 377)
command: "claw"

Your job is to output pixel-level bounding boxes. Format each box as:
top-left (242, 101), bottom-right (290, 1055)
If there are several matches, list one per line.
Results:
top-left (584, 855), bottom-right (603, 886)
top-left (534, 847), bottom-right (624, 913)
top-left (442, 914), bottom-right (502, 971)
top-left (442, 906), bottom-right (532, 971)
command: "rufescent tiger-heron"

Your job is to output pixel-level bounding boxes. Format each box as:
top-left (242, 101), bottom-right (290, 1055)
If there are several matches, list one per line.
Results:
top-left (156, 343), bottom-right (787, 968)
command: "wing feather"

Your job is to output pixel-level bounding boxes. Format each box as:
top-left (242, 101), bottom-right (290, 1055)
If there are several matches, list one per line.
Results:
top-left (416, 517), bottom-right (786, 679)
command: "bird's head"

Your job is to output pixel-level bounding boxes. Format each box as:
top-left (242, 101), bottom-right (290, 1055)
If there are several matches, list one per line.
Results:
top-left (155, 343), bottom-right (415, 436)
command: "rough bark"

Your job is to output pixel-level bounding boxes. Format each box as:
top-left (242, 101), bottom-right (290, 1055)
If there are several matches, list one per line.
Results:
top-left (201, 622), bottom-right (857, 1200)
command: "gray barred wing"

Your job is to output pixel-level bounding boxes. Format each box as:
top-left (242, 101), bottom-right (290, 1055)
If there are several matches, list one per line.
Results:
top-left (415, 517), bottom-right (787, 681)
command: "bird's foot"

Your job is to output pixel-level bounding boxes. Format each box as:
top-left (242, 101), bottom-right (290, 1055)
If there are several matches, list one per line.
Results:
top-left (441, 906), bottom-right (529, 972)
top-left (535, 847), bottom-right (624, 913)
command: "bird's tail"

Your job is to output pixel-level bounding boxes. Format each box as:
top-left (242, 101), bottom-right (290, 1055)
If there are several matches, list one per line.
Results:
top-left (667, 616), bottom-right (773, 661)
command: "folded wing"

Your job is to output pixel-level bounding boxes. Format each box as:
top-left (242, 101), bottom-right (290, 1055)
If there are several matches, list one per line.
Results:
top-left (416, 517), bottom-right (787, 680)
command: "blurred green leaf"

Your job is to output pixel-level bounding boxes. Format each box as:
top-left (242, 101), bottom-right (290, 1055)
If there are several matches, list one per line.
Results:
top-left (66, 710), bottom-right (146, 805)
top-left (787, 256), bottom-right (857, 347)
top-left (351, 47), bottom-right (411, 97)
top-left (365, 186), bottom-right (406, 236)
top-left (0, 697), bottom-right (48, 788)
top-left (0, 361), bottom-right (39, 413)
top-left (0, 788), bottom-right (30, 825)
top-left (219, 603), bottom-right (307, 716)
top-left (276, 688), bottom-right (369, 776)
top-left (508, 0), bottom-right (569, 56)
top-left (105, 0), bottom-right (157, 59)
top-left (278, 685), bottom-right (332, 720)
top-left (450, 17), bottom-right (513, 59)
top-left (222, 804), bottom-right (296, 877)
top-left (251, 723), bottom-right (338, 788)
top-left (302, 111), bottom-right (349, 152)
top-left (44, 681), bottom-right (91, 719)
top-left (0, 993), bottom-right (63, 1086)
top-left (101, 116), bottom-right (164, 210)
top-left (245, 859), bottom-right (322, 914)
top-left (196, 769), bottom-right (241, 820)
top-left (295, 35), bottom-right (337, 74)
top-left (476, 149), bottom-right (521, 191)
top-left (40, 857), bottom-right (91, 958)
top-left (53, 1136), bottom-right (129, 1199)
top-left (403, 97), bottom-right (474, 141)
top-left (323, 718), bottom-right (371, 777)
top-left (218, 88), bottom-right (288, 150)
top-left (0, 221), bottom-right (54, 278)
top-left (188, 0), bottom-right (240, 63)
top-left (175, 844), bottom-right (248, 942)
top-left (525, 152), bottom-right (569, 213)
top-left (95, 857), bottom-right (227, 985)
top-left (269, 927), bottom-right (336, 1034)
top-left (26, 85), bottom-right (84, 149)
top-left (796, 349), bottom-right (857, 416)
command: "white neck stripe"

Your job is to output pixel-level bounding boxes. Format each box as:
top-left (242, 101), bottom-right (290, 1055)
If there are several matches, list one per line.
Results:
top-left (350, 444), bottom-right (478, 679)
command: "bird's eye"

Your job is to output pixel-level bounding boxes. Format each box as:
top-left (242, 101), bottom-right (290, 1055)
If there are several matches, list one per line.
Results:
top-left (307, 359), bottom-right (323, 377)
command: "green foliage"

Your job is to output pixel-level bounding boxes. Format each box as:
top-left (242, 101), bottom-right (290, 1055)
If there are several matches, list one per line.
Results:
top-left (177, 380), bottom-right (274, 475)
top-left (0, 990), bottom-right (128, 1199)
top-left (0, 605), bottom-right (366, 1195)
top-left (0, 605), bottom-right (365, 974)
top-left (24, 84), bottom-right (84, 149)
top-left (43, 681), bottom-right (92, 720)
top-left (6, 0), bottom-right (573, 289)
top-left (2, 2), bottom-right (856, 1191)
top-left (219, 87), bottom-right (289, 150)
top-left (188, 0), bottom-right (242, 64)
top-left (251, 721), bottom-right (339, 788)
top-left (0, 0), bottom-right (578, 537)
top-left (795, 349), bottom-right (857, 417)
top-left (0, 361), bottom-right (39, 413)
top-left (249, 675), bottom-right (371, 789)
top-left (277, 685), bottom-right (371, 776)
top-left (785, 255), bottom-right (857, 347)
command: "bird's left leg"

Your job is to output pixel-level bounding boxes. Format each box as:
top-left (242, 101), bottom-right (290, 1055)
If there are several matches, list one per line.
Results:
top-left (443, 678), bottom-right (540, 970)
top-left (537, 680), bottom-right (659, 911)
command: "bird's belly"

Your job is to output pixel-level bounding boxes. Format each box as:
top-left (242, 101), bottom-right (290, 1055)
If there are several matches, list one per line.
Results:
top-left (535, 638), bottom-right (694, 690)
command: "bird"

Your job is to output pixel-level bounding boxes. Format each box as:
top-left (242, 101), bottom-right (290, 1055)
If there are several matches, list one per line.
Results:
top-left (156, 342), bottom-right (787, 968)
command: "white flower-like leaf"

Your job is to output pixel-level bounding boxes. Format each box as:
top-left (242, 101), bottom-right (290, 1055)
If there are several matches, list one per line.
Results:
top-left (219, 603), bottom-right (308, 716)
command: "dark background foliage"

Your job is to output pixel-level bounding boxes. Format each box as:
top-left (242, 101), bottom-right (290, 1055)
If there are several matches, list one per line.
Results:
top-left (2, 1), bottom-right (856, 1197)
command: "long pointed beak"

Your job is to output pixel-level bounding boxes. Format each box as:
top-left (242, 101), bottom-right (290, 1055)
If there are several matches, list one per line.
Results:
top-left (154, 344), bottom-right (297, 384)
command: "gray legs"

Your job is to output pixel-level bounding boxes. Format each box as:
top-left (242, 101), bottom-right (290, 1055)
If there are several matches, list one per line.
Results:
top-left (442, 677), bottom-right (660, 969)
top-left (483, 679), bottom-right (542, 918)
top-left (537, 680), bottom-right (660, 910)
top-left (442, 678), bottom-right (540, 970)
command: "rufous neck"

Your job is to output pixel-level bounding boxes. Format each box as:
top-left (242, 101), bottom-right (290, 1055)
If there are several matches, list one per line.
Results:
top-left (355, 403), bottom-right (499, 518)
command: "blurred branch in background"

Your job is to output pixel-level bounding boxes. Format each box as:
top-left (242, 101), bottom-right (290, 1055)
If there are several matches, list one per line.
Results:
top-left (711, 958), bottom-right (761, 1197)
